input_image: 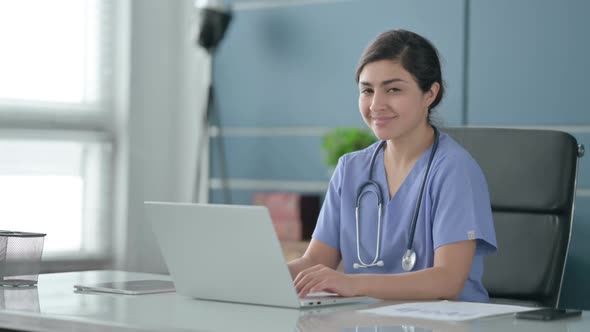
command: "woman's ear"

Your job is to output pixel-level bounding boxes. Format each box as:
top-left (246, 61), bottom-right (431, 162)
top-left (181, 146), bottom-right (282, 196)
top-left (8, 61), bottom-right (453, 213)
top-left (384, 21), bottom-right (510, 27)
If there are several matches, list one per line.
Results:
top-left (424, 82), bottom-right (440, 109)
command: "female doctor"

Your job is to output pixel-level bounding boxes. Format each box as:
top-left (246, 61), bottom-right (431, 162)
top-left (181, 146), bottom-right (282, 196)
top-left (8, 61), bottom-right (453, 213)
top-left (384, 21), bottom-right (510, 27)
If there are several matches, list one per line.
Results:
top-left (288, 29), bottom-right (497, 302)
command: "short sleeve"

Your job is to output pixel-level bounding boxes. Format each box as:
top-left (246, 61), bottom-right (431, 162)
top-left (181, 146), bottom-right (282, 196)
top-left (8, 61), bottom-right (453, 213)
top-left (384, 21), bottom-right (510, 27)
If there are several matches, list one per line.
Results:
top-left (430, 154), bottom-right (497, 256)
top-left (311, 156), bottom-right (345, 250)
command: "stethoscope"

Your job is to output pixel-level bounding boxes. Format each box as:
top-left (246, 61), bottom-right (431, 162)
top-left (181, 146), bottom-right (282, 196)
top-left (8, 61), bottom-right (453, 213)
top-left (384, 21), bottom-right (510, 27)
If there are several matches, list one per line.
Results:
top-left (353, 126), bottom-right (440, 271)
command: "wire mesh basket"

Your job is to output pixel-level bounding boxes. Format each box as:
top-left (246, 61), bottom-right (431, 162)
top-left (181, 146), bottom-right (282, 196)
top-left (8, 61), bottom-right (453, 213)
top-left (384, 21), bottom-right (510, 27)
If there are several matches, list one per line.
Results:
top-left (0, 231), bottom-right (46, 287)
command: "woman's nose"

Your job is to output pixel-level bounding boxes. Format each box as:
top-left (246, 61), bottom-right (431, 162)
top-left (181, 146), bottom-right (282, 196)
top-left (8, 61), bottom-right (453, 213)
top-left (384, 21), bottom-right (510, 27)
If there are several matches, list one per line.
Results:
top-left (369, 91), bottom-right (386, 112)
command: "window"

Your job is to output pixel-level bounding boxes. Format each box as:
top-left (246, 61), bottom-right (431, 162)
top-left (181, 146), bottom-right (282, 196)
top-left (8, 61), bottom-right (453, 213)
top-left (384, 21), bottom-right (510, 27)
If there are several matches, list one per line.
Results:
top-left (0, 0), bottom-right (105, 106)
top-left (0, 137), bottom-right (110, 257)
top-left (0, 0), bottom-right (118, 262)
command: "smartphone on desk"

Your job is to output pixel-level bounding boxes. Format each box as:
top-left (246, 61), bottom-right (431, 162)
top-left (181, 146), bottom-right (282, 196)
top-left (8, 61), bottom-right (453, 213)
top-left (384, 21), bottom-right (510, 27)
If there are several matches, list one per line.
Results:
top-left (516, 308), bottom-right (582, 321)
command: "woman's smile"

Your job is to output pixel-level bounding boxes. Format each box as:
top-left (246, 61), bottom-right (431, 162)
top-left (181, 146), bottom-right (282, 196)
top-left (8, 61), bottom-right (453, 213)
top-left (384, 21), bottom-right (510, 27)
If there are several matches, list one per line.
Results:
top-left (371, 115), bottom-right (397, 127)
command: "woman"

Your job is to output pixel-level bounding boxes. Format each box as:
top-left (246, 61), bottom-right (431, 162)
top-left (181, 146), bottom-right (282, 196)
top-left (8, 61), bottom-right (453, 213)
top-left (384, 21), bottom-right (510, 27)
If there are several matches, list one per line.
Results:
top-left (288, 29), bottom-right (497, 302)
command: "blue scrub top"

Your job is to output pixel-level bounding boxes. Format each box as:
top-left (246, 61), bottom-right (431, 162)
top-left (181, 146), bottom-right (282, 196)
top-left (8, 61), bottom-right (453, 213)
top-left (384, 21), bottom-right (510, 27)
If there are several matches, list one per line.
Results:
top-left (312, 131), bottom-right (497, 302)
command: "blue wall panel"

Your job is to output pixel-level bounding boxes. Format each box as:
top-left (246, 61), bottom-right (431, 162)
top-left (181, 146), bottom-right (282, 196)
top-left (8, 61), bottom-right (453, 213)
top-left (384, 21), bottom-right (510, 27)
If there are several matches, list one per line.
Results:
top-left (468, 0), bottom-right (590, 125)
top-left (215, 0), bottom-right (466, 127)
top-left (210, 136), bottom-right (332, 181)
top-left (209, 189), bottom-right (256, 205)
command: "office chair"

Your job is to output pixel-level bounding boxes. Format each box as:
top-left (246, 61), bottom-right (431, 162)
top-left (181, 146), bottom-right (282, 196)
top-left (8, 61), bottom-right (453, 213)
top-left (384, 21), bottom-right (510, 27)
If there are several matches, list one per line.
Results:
top-left (445, 127), bottom-right (585, 307)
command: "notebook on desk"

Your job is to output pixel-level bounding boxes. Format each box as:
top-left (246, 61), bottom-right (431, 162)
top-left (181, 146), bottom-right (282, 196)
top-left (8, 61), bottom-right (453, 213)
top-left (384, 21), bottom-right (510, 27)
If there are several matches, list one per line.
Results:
top-left (74, 280), bottom-right (175, 295)
top-left (144, 201), bottom-right (370, 308)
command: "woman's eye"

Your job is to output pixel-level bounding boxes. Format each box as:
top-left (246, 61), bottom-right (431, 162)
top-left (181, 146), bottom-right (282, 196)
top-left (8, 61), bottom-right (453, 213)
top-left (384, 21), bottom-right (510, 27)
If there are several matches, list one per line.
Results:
top-left (360, 88), bottom-right (373, 95)
top-left (387, 87), bottom-right (401, 93)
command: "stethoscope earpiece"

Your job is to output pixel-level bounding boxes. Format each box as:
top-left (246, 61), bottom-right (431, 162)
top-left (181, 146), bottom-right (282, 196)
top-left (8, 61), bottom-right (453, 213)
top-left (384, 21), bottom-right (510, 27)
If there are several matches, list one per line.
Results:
top-left (352, 127), bottom-right (439, 272)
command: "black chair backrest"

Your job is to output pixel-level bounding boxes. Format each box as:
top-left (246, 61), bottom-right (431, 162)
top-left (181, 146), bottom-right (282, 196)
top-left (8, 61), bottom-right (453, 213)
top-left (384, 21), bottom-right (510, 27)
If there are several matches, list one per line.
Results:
top-left (445, 127), bottom-right (580, 307)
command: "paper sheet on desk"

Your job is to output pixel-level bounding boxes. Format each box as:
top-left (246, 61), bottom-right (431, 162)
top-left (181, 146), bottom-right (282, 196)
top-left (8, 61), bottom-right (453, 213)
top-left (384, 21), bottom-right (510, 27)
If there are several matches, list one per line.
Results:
top-left (359, 300), bottom-right (536, 321)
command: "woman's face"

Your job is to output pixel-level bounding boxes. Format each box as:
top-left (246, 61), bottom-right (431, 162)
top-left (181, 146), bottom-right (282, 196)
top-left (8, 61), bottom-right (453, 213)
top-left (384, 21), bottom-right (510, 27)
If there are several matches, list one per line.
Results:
top-left (358, 60), bottom-right (436, 141)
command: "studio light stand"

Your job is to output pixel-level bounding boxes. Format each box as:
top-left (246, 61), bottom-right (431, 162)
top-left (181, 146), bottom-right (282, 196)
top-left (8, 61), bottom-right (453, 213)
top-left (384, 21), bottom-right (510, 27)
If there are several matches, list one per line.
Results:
top-left (193, 0), bottom-right (232, 203)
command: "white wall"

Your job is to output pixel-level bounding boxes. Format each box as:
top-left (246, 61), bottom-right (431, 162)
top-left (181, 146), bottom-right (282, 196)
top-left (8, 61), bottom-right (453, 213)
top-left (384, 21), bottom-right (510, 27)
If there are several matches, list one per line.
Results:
top-left (114, 0), bottom-right (209, 273)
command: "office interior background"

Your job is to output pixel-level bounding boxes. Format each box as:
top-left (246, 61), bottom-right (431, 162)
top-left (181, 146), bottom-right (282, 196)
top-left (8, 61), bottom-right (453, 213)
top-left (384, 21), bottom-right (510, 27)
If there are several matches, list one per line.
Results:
top-left (0, 0), bottom-right (588, 309)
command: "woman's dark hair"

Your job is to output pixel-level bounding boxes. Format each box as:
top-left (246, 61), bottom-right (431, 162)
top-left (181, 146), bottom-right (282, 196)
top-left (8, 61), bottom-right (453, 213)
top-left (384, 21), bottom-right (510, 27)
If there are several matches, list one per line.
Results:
top-left (355, 29), bottom-right (445, 114)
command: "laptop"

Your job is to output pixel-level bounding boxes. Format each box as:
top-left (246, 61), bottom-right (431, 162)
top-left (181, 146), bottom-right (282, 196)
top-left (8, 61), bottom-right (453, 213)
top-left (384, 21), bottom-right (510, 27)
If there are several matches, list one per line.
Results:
top-left (144, 202), bottom-right (370, 308)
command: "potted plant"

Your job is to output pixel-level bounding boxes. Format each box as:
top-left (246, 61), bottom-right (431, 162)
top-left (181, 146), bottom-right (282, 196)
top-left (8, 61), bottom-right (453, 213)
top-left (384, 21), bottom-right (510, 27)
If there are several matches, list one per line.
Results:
top-left (321, 128), bottom-right (376, 168)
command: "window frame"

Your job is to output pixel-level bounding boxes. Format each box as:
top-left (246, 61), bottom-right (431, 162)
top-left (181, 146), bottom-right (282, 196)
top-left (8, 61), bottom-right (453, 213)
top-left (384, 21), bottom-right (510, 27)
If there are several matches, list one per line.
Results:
top-left (0, 0), bottom-right (126, 271)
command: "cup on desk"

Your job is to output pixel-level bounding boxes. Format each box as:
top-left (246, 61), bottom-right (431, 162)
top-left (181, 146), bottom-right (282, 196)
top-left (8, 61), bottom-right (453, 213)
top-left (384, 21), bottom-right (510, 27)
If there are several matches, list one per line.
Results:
top-left (0, 231), bottom-right (46, 287)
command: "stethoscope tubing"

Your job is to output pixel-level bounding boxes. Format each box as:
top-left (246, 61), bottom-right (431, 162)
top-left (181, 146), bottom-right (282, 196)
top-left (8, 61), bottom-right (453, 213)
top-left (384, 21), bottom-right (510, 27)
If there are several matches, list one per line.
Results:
top-left (354, 126), bottom-right (439, 270)
top-left (406, 128), bottom-right (440, 250)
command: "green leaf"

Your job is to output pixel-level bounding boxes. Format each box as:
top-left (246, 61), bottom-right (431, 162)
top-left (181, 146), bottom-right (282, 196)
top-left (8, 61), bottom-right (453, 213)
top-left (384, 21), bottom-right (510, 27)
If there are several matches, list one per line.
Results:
top-left (321, 128), bottom-right (376, 167)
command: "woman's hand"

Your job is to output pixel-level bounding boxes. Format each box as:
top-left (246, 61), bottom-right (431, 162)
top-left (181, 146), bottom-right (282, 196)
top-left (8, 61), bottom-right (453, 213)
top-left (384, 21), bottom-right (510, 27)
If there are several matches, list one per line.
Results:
top-left (293, 264), bottom-right (361, 298)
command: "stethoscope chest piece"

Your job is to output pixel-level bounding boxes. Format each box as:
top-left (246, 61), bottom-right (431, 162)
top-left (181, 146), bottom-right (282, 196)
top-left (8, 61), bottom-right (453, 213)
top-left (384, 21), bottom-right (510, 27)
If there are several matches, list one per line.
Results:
top-left (402, 249), bottom-right (416, 272)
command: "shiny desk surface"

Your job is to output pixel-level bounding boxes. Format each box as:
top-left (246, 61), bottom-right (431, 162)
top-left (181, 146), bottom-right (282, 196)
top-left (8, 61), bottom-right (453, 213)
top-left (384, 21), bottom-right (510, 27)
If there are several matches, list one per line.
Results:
top-left (0, 270), bottom-right (587, 332)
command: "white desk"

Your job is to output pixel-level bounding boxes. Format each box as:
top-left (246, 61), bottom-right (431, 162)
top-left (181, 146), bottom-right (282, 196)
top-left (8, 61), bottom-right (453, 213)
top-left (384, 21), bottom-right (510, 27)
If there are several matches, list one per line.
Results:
top-left (0, 270), bottom-right (587, 332)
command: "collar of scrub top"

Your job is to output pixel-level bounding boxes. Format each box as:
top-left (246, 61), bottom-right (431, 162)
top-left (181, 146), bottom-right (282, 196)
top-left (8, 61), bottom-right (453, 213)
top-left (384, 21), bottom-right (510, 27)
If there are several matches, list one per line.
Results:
top-left (353, 126), bottom-right (440, 271)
